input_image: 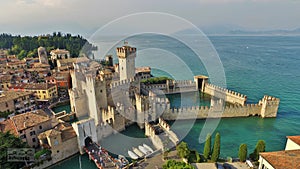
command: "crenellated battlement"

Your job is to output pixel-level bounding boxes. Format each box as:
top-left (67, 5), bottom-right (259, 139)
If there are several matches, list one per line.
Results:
top-left (158, 117), bottom-right (170, 131)
top-left (204, 83), bottom-right (247, 105)
top-left (116, 46), bottom-right (136, 55)
top-left (145, 122), bottom-right (156, 137)
top-left (161, 95), bottom-right (279, 120)
top-left (109, 77), bottom-right (136, 88)
top-left (205, 83), bottom-right (247, 98)
top-left (173, 80), bottom-right (196, 86)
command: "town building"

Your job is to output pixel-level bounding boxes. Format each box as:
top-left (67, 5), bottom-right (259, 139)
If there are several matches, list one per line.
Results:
top-left (10, 83), bottom-right (57, 101)
top-left (285, 135), bottom-right (300, 150)
top-left (38, 121), bottom-right (78, 163)
top-left (50, 48), bottom-right (70, 60)
top-left (259, 135), bottom-right (300, 169)
top-left (56, 56), bottom-right (89, 69)
top-left (45, 71), bottom-right (71, 94)
top-left (0, 74), bottom-right (12, 90)
top-left (0, 110), bottom-right (53, 148)
top-left (0, 90), bottom-right (36, 116)
top-left (6, 60), bottom-right (26, 70)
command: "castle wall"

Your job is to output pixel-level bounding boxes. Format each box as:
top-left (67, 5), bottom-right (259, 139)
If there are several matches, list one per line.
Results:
top-left (145, 123), bottom-right (164, 150)
top-left (161, 96), bottom-right (279, 120)
top-left (204, 83), bottom-right (247, 105)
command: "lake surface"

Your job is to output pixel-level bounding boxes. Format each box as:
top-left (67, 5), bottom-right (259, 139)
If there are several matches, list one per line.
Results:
top-left (52, 35), bottom-right (300, 168)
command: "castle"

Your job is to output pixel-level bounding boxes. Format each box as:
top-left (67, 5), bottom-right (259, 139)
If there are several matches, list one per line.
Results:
top-left (68, 43), bottom-right (280, 154)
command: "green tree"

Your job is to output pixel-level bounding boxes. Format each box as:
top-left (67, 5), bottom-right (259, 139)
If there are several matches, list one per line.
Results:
top-left (163, 160), bottom-right (194, 169)
top-left (238, 143), bottom-right (247, 162)
top-left (0, 132), bottom-right (28, 169)
top-left (176, 141), bottom-right (191, 159)
top-left (211, 132), bottom-right (221, 162)
top-left (250, 140), bottom-right (265, 161)
top-left (203, 133), bottom-right (211, 160)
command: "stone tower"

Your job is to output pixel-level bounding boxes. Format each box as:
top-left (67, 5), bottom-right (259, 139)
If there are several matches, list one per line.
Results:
top-left (260, 95), bottom-right (280, 118)
top-left (117, 42), bottom-right (136, 81)
top-left (38, 47), bottom-right (48, 64)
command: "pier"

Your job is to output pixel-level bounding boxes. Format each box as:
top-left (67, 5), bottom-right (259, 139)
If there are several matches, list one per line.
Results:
top-left (84, 137), bottom-right (128, 169)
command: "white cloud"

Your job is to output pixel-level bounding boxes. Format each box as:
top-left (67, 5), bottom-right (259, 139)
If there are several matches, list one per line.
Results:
top-left (36, 0), bottom-right (62, 7)
top-left (16, 0), bottom-right (63, 7)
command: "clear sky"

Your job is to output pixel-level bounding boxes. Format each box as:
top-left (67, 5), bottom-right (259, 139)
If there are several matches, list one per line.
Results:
top-left (0, 0), bottom-right (300, 37)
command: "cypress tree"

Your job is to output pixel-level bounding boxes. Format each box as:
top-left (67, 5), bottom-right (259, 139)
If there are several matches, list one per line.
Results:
top-left (211, 132), bottom-right (221, 162)
top-left (250, 140), bottom-right (266, 161)
top-left (203, 133), bottom-right (211, 160)
top-left (238, 143), bottom-right (248, 162)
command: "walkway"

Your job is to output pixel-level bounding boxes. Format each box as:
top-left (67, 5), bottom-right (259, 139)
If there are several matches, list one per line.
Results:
top-left (84, 141), bottom-right (127, 169)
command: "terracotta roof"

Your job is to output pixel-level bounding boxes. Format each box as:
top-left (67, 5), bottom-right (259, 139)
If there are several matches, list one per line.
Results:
top-left (260, 149), bottom-right (300, 169)
top-left (44, 128), bottom-right (61, 137)
top-left (0, 119), bottom-right (18, 136)
top-left (50, 49), bottom-right (70, 55)
top-left (11, 83), bottom-right (56, 90)
top-left (58, 57), bottom-right (89, 64)
top-left (38, 122), bottom-right (76, 142)
top-left (287, 136), bottom-right (300, 146)
top-left (0, 75), bottom-right (12, 82)
top-left (10, 110), bottom-right (51, 131)
top-left (0, 91), bottom-right (33, 103)
top-left (136, 67), bottom-right (151, 73)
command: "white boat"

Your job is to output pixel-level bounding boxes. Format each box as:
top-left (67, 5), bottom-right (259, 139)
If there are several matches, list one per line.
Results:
top-left (138, 145), bottom-right (151, 155)
top-left (127, 150), bottom-right (138, 160)
top-left (143, 144), bottom-right (154, 153)
top-left (133, 147), bottom-right (144, 157)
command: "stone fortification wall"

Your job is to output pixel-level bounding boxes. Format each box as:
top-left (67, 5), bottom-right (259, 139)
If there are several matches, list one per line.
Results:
top-left (204, 83), bottom-right (247, 105)
top-left (161, 95), bottom-right (279, 120)
top-left (158, 118), bottom-right (179, 145)
top-left (141, 80), bottom-right (197, 95)
top-left (110, 77), bottom-right (136, 89)
top-left (145, 122), bottom-right (164, 150)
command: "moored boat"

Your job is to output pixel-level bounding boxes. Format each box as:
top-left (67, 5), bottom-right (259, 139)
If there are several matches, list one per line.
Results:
top-left (127, 150), bottom-right (138, 160)
top-left (138, 145), bottom-right (151, 155)
top-left (143, 144), bottom-right (154, 153)
top-left (133, 147), bottom-right (144, 157)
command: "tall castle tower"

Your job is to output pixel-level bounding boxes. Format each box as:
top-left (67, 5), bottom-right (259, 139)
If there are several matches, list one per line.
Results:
top-left (117, 42), bottom-right (136, 81)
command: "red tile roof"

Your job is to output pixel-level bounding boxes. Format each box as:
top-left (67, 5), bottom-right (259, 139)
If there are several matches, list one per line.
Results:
top-left (0, 119), bottom-right (18, 136)
top-left (10, 110), bottom-right (51, 131)
top-left (287, 136), bottom-right (300, 146)
top-left (260, 149), bottom-right (300, 169)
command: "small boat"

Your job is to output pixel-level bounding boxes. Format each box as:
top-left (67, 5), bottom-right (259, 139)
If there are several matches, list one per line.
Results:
top-left (127, 150), bottom-right (138, 160)
top-left (133, 147), bottom-right (144, 157)
top-left (138, 145), bottom-right (151, 155)
top-left (143, 144), bottom-right (154, 153)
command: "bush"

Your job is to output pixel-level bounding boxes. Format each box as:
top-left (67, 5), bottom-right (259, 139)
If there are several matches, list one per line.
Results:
top-left (250, 140), bottom-right (265, 161)
top-left (163, 160), bottom-right (194, 169)
top-left (211, 132), bottom-right (221, 162)
top-left (176, 141), bottom-right (191, 159)
top-left (203, 133), bottom-right (211, 160)
top-left (238, 144), bottom-right (247, 162)
top-left (34, 149), bottom-right (51, 159)
top-left (141, 77), bottom-right (172, 84)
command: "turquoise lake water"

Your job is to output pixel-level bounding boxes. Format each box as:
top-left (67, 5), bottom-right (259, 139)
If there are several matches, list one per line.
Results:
top-left (51, 35), bottom-right (300, 168)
